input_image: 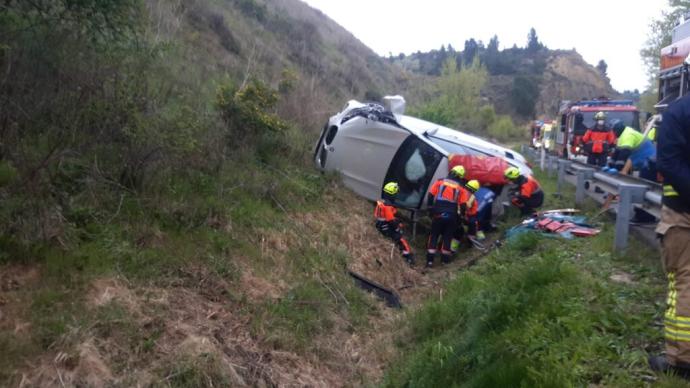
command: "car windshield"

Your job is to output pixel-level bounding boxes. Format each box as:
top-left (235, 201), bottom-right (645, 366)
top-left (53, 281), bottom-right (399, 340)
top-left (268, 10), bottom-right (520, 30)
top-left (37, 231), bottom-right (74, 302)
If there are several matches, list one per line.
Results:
top-left (384, 135), bottom-right (443, 209)
top-left (581, 111), bottom-right (640, 130)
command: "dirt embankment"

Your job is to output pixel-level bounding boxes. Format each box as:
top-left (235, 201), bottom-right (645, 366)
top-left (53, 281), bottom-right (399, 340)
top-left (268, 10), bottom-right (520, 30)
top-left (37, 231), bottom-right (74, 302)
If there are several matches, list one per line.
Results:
top-left (1, 187), bottom-right (493, 387)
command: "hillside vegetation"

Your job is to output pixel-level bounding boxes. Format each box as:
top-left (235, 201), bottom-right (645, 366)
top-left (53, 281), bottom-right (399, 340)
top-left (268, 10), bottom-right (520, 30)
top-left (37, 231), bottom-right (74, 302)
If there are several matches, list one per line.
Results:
top-left (0, 1), bottom-right (681, 387)
top-left (392, 33), bottom-right (618, 121)
top-left (0, 0), bottom-right (416, 385)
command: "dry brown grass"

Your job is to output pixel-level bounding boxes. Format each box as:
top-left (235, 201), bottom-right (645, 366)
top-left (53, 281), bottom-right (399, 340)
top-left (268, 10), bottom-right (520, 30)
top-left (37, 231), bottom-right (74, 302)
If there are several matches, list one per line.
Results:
top-left (3, 183), bottom-right (499, 386)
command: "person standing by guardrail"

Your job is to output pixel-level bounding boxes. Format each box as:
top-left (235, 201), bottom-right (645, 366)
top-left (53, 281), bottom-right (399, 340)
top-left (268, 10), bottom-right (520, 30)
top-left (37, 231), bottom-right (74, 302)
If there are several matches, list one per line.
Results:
top-left (649, 94), bottom-right (690, 379)
top-left (582, 111), bottom-right (616, 166)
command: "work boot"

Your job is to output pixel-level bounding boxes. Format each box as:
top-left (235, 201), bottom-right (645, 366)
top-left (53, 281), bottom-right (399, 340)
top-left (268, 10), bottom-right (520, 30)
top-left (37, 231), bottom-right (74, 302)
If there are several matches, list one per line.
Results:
top-left (441, 255), bottom-right (451, 265)
top-left (649, 355), bottom-right (690, 380)
top-left (425, 259), bottom-right (434, 268)
top-left (404, 254), bottom-right (415, 266)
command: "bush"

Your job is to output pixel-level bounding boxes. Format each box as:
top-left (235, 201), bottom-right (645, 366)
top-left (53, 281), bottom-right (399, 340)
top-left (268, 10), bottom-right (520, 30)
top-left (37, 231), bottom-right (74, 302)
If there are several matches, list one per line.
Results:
top-left (511, 75), bottom-right (540, 117)
top-left (216, 79), bottom-right (289, 145)
top-left (487, 115), bottom-right (524, 141)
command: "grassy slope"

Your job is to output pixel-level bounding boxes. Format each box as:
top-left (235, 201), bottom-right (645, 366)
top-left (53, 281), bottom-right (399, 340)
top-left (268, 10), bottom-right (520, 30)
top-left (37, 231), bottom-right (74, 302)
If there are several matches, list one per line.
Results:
top-left (383, 169), bottom-right (689, 387)
top-left (0, 164), bottom-right (406, 386)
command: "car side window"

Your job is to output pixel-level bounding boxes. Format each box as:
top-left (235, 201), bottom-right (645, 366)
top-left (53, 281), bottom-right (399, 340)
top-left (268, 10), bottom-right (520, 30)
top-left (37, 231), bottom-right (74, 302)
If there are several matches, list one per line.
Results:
top-left (384, 135), bottom-right (443, 209)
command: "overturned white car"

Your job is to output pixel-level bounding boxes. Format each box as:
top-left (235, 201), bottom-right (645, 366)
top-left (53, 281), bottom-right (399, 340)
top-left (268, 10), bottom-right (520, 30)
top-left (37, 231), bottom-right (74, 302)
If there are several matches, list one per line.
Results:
top-left (313, 96), bottom-right (532, 210)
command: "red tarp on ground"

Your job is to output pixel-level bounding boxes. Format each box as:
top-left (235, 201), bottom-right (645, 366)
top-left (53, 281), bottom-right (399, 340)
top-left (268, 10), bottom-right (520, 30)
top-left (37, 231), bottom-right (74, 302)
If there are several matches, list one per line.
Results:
top-left (448, 154), bottom-right (510, 185)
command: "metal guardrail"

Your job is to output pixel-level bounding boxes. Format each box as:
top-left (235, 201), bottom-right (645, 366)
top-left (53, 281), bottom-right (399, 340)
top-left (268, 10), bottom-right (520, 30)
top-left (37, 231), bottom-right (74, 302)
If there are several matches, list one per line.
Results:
top-left (521, 145), bottom-right (661, 251)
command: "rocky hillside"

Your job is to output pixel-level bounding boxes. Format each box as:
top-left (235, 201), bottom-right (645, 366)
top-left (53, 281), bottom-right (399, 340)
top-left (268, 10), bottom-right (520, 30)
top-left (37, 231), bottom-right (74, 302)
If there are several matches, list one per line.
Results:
top-left (483, 50), bottom-right (618, 119)
top-left (393, 44), bottom-right (618, 121)
top-left (534, 50), bottom-right (619, 117)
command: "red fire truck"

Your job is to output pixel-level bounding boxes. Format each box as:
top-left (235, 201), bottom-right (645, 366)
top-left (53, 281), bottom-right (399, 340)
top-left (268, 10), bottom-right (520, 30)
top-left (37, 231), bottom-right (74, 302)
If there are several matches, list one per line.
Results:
top-left (554, 98), bottom-right (640, 159)
top-left (657, 13), bottom-right (690, 112)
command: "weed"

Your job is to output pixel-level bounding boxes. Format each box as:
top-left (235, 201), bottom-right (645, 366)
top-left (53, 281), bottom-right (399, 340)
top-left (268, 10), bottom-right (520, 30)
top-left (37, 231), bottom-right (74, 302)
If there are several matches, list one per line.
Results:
top-left (154, 353), bottom-right (232, 388)
top-left (30, 289), bottom-right (82, 349)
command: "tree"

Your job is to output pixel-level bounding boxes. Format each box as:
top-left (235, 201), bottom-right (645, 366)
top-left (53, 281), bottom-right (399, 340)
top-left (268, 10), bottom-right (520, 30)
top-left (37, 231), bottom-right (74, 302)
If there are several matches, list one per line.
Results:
top-left (463, 38), bottom-right (479, 65)
top-left (641, 1), bottom-right (690, 87)
top-left (527, 27), bottom-right (543, 52)
top-left (511, 76), bottom-right (540, 117)
top-left (412, 57), bottom-right (489, 129)
top-left (487, 35), bottom-right (499, 53)
top-left (596, 59), bottom-right (608, 77)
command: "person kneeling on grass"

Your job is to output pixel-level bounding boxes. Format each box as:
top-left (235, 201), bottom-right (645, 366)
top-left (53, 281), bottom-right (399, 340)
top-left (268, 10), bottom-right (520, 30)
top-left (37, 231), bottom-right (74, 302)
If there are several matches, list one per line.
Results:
top-left (505, 167), bottom-right (544, 215)
top-left (374, 182), bottom-right (415, 266)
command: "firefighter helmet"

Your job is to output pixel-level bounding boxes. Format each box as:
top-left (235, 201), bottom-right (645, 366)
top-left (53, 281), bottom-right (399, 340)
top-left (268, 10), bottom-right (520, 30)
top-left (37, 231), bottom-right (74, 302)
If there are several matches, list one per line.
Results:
top-left (504, 167), bottom-right (520, 180)
top-left (466, 180), bottom-right (480, 192)
top-left (383, 182), bottom-right (399, 196)
top-left (594, 111), bottom-right (607, 120)
top-left (450, 165), bottom-right (466, 179)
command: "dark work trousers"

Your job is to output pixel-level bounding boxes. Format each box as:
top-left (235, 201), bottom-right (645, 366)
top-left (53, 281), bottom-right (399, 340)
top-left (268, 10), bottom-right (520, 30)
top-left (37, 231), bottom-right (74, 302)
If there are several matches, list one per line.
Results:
top-left (587, 153), bottom-right (608, 167)
top-left (427, 212), bottom-right (458, 264)
top-left (375, 220), bottom-right (412, 260)
top-left (513, 190), bottom-right (545, 215)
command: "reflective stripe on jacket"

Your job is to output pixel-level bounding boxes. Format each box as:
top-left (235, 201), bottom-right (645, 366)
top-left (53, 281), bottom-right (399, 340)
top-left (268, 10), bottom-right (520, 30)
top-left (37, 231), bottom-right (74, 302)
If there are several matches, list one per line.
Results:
top-left (658, 95), bottom-right (690, 212)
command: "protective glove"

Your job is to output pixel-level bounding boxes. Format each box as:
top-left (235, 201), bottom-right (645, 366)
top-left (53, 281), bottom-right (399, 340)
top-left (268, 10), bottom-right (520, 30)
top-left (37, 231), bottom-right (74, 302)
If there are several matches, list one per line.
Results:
top-left (605, 167), bottom-right (618, 175)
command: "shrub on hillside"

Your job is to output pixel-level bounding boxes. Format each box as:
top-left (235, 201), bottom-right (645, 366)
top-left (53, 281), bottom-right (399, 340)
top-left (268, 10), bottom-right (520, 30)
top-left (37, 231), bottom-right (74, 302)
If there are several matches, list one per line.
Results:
top-left (216, 79), bottom-right (289, 145)
top-left (487, 115), bottom-right (524, 141)
top-left (511, 76), bottom-right (540, 117)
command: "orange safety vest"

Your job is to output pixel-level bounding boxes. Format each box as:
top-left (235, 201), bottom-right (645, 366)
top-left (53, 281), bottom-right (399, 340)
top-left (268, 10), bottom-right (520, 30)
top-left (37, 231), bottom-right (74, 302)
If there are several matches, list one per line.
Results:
top-left (429, 179), bottom-right (462, 204)
top-left (460, 190), bottom-right (478, 217)
top-left (582, 128), bottom-right (615, 154)
top-left (519, 175), bottom-right (543, 198)
top-left (374, 200), bottom-right (397, 222)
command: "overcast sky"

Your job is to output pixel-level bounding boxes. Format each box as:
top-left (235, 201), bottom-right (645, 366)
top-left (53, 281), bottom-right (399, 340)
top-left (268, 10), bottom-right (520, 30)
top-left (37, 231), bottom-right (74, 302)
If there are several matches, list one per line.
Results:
top-left (302, 0), bottom-right (669, 92)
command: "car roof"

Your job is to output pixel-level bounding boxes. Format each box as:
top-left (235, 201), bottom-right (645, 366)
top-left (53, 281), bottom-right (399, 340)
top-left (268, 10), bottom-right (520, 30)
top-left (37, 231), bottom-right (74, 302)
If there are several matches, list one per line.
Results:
top-left (399, 116), bottom-right (507, 153)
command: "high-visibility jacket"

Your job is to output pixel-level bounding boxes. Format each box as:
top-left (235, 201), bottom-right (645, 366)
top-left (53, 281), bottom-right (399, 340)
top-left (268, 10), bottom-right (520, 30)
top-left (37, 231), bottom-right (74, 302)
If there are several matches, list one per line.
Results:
top-left (374, 199), bottom-right (397, 222)
top-left (659, 96), bottom-right (690, 213)
top-left (428, 178), bottom-right (463, 213)
top-left (517, 175), bottom-right (543, 201)
top-left (428, 178), bottom-right (476, 216)
top-left (612, 126), bottom-right (656, 170)
top-left (647, 127), bottom-right (657, 142)
top-left (459, 189), bottom-right (478, 218)
top-left (582, 126), bottom-right (615, 154)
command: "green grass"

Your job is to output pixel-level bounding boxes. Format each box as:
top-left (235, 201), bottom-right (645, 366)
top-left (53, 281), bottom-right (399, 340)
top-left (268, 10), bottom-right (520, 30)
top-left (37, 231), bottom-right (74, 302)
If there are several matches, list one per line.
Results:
top-left (254, 258), bottom-right (376, 352)
top-left (381, 167), bottom-right (680, 387)
top-left (383, 233), bottom-right (665, 387)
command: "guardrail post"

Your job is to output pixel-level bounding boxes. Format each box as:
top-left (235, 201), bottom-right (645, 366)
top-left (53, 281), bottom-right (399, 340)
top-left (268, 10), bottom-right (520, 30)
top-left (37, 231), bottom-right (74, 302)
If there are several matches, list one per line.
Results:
top-left (547, 156), bottom-right (557, 177)
top-left (520, 144), bottom-right (526, 155)
top-left (575, 168), bottom-right (594, 205)
top-left (614, 183), bottom-right (647, 251)
top-left (540, 147), bottom-right (546, 171)
top-left (557, 159), bottom-right (571, 196)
